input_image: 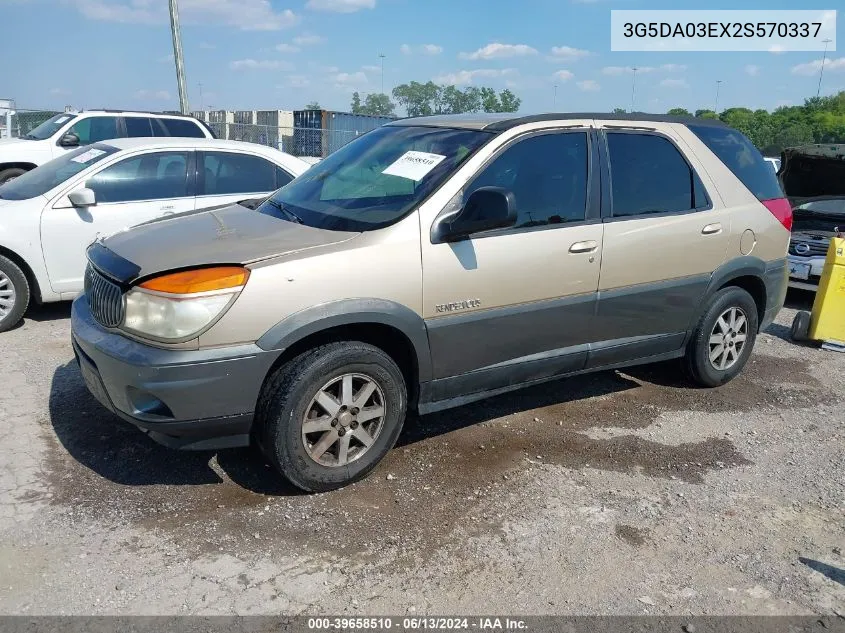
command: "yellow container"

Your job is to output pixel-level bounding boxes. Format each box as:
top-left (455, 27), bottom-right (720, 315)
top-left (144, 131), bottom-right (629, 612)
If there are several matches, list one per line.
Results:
top-left (808, 236), bottom-right (845, 345)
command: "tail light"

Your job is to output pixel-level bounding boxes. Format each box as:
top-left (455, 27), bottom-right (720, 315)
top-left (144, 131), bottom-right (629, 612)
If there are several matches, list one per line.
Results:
top-left (761, 198), bottom-right (793, 231)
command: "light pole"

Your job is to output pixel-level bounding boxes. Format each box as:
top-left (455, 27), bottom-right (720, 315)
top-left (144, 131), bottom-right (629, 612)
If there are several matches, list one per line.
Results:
top-left (817, 38), bottom-right (833, 98)
top-left (630, 67), bottom-right (638, 112)
top-left (379, 53), bottom-right (386, 95)
top-left (714, 80), bottom-right (722, 114)
top-left (553, 84), bottom-right (558, 108)
top-left (168, 0), bottom-right (189, 114)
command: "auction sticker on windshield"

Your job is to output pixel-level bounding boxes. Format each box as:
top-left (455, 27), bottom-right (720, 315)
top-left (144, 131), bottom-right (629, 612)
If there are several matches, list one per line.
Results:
top-left (71, 148), bottom-right (107, 164)
top-left (382, 151), bottom-right (446, 181)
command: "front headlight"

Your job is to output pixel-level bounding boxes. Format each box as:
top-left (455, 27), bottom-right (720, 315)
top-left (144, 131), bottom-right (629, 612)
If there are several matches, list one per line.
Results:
top-left (122, 266), bottom-right (249, 341)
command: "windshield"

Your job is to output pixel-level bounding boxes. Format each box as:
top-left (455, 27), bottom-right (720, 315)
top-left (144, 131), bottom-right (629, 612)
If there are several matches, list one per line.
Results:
top-left (22, 113), bottom-right (77, 140)
top-left (258, 125), bottom-right (493, 232)
top-left (0, 143), bottom-right (119, 201)
top-left (793, 198), bottom-right (845, 233)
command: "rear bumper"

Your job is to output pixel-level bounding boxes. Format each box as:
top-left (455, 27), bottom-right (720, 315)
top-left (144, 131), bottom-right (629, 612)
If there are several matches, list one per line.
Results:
top-left (761, 258), bottom-right (789, 331)
top-left (70, 295), bottom-right (280, 450)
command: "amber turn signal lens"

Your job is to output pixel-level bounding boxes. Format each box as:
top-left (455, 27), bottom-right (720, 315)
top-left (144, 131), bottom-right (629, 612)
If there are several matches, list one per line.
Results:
top-left (139, 267), bottom-right (250, 294)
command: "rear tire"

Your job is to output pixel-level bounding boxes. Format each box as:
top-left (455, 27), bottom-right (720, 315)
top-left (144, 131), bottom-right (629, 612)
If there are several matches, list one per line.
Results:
top-left (0, 167), bottom-right (26, 185)
top-left (256, 341), bottom-right (407, 492)
top-left (0, 255), bottom-right (30, 333)
top-left (684, 286), bottom-right (758, 387)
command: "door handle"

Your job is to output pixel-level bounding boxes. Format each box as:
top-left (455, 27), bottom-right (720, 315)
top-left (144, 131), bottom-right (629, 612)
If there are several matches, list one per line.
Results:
top-left (701, 223), bottom-right (722, 235)
top-left (569, 240), bottom-right (598, 254)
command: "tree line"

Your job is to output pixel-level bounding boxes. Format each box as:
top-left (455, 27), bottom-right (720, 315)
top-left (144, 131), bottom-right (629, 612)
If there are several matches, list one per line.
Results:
top-left (661, 91), bottom-right (845, 155)
top-left (335, 82), bottom-right (521, 117)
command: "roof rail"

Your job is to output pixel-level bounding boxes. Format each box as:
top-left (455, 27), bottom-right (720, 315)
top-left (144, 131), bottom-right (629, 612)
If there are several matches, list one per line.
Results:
top-left (83, 109), bottom-right (196, 118)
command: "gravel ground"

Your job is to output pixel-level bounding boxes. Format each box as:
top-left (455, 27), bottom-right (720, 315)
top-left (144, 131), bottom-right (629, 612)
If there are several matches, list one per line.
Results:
top-left (0, 292), bottom-right (843, 615)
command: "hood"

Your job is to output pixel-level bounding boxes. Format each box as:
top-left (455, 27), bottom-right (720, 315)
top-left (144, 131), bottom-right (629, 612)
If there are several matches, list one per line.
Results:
top-left (93, 202), bottom-right (360, 284)
top-left (0, 194), bottom-right (46, 209)
top-left (0, 138), bottom-right (29, 148)
top-left (780, 144), bottom-right (845, 202)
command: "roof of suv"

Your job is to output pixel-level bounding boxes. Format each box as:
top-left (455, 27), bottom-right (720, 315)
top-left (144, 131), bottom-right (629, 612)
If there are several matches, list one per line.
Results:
top-left (388, 112), bottom-right (729, 131)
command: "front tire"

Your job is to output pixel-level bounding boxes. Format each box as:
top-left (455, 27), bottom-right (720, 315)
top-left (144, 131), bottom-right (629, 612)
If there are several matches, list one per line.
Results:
top-left (0, 255), bottom-right (30, 333)
top-left (256, 342), bottom-right (407, 492)
top-left (684, 286), bottom-right (758, 387)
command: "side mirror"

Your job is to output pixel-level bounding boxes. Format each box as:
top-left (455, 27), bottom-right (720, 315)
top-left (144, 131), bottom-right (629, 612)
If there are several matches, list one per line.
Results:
top-left (433, 186), bottom-right (517, 243)
top-left (68, 188), bottom-right (96, 208)
top-left (59, 132), bottom-right (80, 148)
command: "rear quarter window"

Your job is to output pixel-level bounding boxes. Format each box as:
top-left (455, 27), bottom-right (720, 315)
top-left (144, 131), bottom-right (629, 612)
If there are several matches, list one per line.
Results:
top-left (688, 124), bottom-right (783, 201)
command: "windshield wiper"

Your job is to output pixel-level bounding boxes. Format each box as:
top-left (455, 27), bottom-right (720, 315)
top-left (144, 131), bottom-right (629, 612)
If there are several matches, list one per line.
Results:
top-left (22, 134), bottom-right (38, 140)
top-left (264, 198), bottom-right (303, 224)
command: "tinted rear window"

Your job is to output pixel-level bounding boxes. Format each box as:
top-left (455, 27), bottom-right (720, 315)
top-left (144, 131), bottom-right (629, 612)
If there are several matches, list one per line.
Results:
top-left (160, 118), bottom-right (206, 138)
top-left (688, 124), bottom-right (782, 201)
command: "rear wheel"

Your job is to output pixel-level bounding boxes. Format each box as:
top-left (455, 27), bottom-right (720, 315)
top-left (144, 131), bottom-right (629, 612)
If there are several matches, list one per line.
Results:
top-left (256, 342), bottom-right (407, 492)
top-left (0, 255), bottom-right (30, 333)
top-left (685, 286), bottom-right (758, 387)
top-left (0, 167), bottom-right (26, 185)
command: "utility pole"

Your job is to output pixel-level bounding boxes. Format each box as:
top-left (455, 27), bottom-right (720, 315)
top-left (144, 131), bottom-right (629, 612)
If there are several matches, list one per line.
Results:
top-left (714, 80), bottom-right (722, 114)
top-left (168, 0), bottom-right (189, 114)
top-left (197, 82), bottom-right (203, 112)
top-left (379, 53), bottom-right (386, 95)
top-left (817, 38), bottom-right (833, 98)
top-left (630, 67), bottom-right (638, 113)
top-left (553, 84), bottom-right (558, 108)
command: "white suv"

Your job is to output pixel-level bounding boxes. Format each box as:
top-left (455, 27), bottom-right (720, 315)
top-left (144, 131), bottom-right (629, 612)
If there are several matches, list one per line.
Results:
top-left (0, 110), bottom-right (214, 184)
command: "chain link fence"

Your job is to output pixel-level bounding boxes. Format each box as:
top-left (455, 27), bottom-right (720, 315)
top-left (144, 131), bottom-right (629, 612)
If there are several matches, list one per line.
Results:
top-left (208, 122), bottom-right (362, 159)
top-left (2, 109), bottom-right (63, 139)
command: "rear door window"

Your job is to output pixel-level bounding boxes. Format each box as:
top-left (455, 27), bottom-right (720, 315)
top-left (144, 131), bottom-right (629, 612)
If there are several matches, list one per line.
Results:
top-left (688, 124), bottom-right (783, 200)
top-left (201, 151), bottom-right (279, 195)
top-left (606, 132), bottom-right (709, 217)
top-left (160, 118), bottom-right (206, 138)
top-left (124, 117), bottom-right (155, 137)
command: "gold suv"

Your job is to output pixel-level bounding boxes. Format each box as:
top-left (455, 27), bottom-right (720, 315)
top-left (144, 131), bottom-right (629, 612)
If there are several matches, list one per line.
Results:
top-left (71, 113), bottom-right (791, 491)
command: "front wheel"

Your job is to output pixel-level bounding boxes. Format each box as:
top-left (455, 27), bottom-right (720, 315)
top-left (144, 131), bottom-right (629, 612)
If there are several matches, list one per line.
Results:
top-left (0, 255), bottom-right (30, 333)
top-left (256, 341), bottom-right (407, 492)
top-left (684, 286), bottom-right (759, 387)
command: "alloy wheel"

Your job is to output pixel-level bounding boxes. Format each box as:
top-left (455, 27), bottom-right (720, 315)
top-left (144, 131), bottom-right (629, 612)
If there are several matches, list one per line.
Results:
top-left (708, 307), bottom-right (748, 371)
top-left (301, 373), bottom-right (386, 467)
top-left (0, 272), bottom-right (16, 320)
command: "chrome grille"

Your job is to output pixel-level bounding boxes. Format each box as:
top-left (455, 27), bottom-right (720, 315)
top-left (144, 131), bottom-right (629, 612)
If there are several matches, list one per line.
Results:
top-left (84, 264), bottom-right (125, 328)
top-left (788, 239), bottom-right (829, 257)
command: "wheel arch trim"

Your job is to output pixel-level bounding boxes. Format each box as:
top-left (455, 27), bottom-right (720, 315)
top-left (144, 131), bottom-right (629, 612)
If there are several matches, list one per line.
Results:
top-left (688, 256), bottom-right (770, 333)
top-left (255, 299), bottom-right (433, 383)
